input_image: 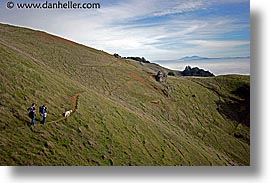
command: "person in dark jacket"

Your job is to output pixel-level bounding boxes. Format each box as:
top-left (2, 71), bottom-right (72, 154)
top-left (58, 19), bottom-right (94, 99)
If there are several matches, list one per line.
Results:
top-left (27, 103), bottom-right (36, 126)
top-left (39, 104), bottom-right (47, 124)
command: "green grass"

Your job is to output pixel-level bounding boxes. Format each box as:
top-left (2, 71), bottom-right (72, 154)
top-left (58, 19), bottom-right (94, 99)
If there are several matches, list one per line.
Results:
top-left (0, 23), bottom-right (250, 165)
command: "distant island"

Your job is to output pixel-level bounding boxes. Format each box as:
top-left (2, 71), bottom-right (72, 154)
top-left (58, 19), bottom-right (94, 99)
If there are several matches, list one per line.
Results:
top-left (181, 55), bottom-right (250, 61)
top-left (159, 55), bottom-right (250, 62)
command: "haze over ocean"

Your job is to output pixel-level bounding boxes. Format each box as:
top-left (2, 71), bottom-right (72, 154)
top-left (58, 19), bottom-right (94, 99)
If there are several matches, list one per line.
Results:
top-left (155, 57), bottom-right (250, 75)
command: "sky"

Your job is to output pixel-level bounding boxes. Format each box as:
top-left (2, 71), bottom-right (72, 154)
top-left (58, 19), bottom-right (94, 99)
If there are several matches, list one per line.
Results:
top-left (0, 0), bottom-right (250, 73)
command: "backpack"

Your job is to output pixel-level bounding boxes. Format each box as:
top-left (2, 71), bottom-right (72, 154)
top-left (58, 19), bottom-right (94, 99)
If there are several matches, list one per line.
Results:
top-left (27, 106), bottom-right (35, 119)
top-left (39, 106), bottom-right (47, 114)
top-left (39, 106), bottom-right (43, 114)
top-left (28, 111), bottom-right (34, 119)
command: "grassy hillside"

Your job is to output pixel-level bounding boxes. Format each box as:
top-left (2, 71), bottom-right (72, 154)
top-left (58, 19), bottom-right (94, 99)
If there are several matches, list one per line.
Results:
top-left (0, 24), bottom-right (250, 166)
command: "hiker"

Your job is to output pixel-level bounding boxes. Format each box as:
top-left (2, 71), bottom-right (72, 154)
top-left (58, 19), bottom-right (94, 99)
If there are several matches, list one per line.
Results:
top-left (39, 104), bottom-right (47, 124)
top-left (27, 103), bottom-right (36, 126)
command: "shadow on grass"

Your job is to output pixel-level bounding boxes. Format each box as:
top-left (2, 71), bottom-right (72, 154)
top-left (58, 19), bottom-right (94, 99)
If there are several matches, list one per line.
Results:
top-left (216, 83), bottom-right (250, 127)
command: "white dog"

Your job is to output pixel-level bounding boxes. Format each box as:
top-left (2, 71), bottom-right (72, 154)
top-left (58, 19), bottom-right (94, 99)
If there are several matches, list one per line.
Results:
top-left (64, 110), bottom-right (73, 118)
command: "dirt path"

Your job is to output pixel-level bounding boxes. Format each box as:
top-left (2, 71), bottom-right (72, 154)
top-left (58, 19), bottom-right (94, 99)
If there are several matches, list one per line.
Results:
top-left (46, 93), bottom-right (80, 125)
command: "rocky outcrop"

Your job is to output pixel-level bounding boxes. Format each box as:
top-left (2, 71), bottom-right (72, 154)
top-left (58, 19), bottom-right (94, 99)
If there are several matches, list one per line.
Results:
top-left (125, 56), bottom-right (150, 63)
top-left (156, 70), bottom-right (167, 83)
top-left (181, 66), bottom-right (214, 77)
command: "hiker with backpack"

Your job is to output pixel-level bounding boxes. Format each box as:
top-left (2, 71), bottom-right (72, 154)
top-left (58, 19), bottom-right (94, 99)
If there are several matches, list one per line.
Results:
top-left (39, 104), bottom-right (47, 124)
top-left (27, 103), bottom-right (36, 126)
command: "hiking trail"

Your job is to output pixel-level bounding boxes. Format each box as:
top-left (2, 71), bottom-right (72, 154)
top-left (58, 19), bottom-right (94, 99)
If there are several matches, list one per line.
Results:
top-left (45, 93), bottom-right (80, 125)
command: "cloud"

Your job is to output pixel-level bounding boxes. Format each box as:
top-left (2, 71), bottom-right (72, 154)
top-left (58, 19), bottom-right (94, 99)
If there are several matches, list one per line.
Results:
top-left (186, 40), bottom-right (250, 48)
top-left (153, 0), bottom-right (205, 16)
